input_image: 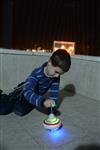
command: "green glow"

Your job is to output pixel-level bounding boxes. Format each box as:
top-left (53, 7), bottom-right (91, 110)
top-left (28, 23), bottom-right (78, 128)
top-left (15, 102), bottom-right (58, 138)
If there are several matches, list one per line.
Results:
top-left (45, 116), bottom-right (60, 124)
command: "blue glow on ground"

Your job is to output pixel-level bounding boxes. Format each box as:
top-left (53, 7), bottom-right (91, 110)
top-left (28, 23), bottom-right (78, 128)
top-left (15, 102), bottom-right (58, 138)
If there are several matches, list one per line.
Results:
top-left (43, 127), bottom-right (71, 145)
top-left (48, 128), bottom-right (69, 140)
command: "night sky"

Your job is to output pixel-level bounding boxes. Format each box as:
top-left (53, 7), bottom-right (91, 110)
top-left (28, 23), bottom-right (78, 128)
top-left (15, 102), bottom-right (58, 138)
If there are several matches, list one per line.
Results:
top-left (1, 0), bottom-right (100, 55)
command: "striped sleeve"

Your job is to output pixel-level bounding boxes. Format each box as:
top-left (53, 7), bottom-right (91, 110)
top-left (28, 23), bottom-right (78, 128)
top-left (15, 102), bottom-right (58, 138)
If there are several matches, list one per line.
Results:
top-left (23, 71), bottom-right (44, 106)
top-left (48, 77), bottom-right (60, 103)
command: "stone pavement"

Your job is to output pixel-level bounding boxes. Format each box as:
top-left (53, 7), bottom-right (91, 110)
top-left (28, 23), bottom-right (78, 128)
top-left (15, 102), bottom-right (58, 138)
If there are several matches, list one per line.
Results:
top-left (0, 91), bottom-right (100, 150)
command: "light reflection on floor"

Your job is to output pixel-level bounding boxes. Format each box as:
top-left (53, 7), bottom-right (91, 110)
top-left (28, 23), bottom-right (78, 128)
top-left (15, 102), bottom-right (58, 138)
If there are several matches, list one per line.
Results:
top-left (43, 127), bottom-right (72, 145)
top-left (38, 122), bottom-right (85, 148)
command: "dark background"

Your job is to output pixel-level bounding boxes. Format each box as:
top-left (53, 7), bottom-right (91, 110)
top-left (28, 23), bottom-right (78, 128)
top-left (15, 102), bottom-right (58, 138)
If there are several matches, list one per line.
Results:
top-left (0, 0), bottom-right (100, 55)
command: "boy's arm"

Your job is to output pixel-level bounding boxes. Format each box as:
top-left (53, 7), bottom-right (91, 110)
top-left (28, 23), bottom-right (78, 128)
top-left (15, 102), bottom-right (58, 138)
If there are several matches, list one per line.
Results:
top-left (48, 77), bottom-right (60, 106)
top-left (23, 73), bottom-right (44, 107)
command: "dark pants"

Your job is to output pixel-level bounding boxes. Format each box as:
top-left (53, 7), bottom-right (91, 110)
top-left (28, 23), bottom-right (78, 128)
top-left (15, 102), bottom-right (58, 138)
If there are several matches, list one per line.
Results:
top-left (0, 88), bottom-right (35, 116)
top-left (0, 83), bottom-right (58, 116)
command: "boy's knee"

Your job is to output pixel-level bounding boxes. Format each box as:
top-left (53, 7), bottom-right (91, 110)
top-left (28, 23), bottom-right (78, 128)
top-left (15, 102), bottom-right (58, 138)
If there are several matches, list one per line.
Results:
top-left (14, 111), bottom-right (26, 117)
top-left (0, 111), bottom-right (7, 115)
top-left (0, 109), bottom-right (12, 115)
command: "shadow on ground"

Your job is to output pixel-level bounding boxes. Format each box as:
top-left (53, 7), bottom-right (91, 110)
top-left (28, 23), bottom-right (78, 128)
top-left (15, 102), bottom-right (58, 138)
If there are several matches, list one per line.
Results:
top-left (75, 143), bottom-right (100, 150)
top-left (58, 83), bottom-right (76, 107)
top-left (0, 145), bottom-right (8, 150)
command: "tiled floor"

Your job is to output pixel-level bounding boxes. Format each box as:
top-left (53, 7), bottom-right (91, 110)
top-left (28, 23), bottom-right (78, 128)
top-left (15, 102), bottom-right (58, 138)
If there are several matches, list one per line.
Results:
top-left (0, 91), bottom-right (100, 150)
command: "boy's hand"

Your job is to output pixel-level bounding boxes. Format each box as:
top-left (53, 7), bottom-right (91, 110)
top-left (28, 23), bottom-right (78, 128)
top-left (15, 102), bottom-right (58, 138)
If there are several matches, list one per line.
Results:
top-left (43, 99), bottom-right (55, 108)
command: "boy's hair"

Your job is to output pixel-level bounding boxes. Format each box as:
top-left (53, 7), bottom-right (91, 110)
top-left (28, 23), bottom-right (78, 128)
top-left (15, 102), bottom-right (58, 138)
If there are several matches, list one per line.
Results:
top-left (50, 49), bottom-right (71, 72)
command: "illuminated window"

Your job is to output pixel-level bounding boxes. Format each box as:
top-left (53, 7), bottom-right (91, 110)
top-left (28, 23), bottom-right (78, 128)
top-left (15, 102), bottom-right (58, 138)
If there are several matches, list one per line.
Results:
top-left (53, 41), bottom-right (75, 55)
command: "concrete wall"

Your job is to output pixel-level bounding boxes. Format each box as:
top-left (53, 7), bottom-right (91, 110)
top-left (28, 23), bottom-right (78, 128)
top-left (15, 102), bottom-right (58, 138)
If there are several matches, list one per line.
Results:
top-left (0, 48), bottom-right (100, 101)
top-left (60, 55), bottom-right (100, 101)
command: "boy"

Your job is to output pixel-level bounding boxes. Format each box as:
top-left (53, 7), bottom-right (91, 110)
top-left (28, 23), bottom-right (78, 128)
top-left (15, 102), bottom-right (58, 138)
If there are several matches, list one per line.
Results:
top-left (0, 49), bottom-right (71, 116)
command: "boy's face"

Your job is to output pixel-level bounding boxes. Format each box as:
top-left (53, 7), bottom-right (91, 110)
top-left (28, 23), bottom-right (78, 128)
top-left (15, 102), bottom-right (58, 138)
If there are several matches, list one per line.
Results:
top-left (44, 61), bottom-right (65, 78)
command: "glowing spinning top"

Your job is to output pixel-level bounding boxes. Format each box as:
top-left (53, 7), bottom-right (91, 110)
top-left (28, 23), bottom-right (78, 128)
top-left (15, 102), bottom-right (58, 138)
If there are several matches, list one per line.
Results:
top-left (43, 113), bottom-right (62, 131)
